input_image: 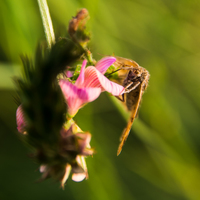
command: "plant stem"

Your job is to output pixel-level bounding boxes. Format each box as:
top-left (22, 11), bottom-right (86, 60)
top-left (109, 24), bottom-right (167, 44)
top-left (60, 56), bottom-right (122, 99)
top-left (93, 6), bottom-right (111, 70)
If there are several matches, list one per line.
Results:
top-left (37, 0), bottom-right (55, 48)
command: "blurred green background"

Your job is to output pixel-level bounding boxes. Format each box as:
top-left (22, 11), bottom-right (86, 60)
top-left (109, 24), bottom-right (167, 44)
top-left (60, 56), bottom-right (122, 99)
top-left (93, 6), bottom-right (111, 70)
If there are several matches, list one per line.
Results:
top-left (1, 0), bottom-right (200, 199)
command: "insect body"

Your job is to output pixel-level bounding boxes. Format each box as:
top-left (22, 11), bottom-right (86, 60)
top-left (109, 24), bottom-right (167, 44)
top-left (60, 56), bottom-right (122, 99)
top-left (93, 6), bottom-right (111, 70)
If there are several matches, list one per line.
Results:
top-left (111, 57), bottom-right (150, 155)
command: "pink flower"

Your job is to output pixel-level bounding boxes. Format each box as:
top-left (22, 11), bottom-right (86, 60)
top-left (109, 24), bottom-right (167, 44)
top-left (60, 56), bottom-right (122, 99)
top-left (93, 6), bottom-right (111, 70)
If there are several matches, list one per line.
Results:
top-left (59, 57), bottom-right (124, 116)
top-left (39, 124), bottom-right (94, 188)
top-left (60, 125), bottom-right (94, 156)
top-left (40, 155), bottom-right (88, 188)
top-left (16, 106), bottom-right (94, 187)
top-left (60, 128), bottom-right (92, 186)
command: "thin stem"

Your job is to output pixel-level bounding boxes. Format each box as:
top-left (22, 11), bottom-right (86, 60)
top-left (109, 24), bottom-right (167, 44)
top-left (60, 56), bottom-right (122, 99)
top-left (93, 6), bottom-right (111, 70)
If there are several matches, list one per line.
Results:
top-left (37, 0), bottom-right (55, 48)
top-left (84, 49), bottom-right (95, 65)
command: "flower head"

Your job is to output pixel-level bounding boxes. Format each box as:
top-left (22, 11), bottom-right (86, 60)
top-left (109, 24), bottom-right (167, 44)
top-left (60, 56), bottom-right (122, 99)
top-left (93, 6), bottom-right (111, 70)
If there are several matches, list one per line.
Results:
top-left (16, 106), bottom-right (94, 187)
top-left (39, 121), bottom-right (94, 188)
top-left (59, 57), bottom-right (124, 117)
top-left (59, 122), bottom-right (93, 186)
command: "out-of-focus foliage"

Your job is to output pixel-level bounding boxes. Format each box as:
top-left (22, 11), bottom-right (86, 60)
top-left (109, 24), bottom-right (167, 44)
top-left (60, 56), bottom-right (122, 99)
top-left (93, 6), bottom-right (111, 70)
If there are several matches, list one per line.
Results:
top-left (0, 0), bottom-right (200, 200)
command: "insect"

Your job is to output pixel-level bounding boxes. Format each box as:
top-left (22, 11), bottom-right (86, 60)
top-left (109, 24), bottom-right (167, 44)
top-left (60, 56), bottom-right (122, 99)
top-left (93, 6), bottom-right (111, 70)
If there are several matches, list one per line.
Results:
top-left (110, 56), bottom-right (150, 155)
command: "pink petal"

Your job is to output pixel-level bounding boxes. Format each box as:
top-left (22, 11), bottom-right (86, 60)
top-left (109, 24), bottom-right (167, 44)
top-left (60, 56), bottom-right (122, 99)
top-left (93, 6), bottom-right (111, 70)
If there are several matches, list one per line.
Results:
top-left (81, 148), bottom-right (94, 156)
top-left (59, 79), bottom-right (101, 116)
top-left (75, 60), bottom-right (87, 86)
top-left (76, 132), bottom-right (94, 155)
top-left (95, 57), bottom-right (116, 74)
top-left (66, 71), bottom-right (73, 78)
top-left (77, 156), bottom-right (88, 179)
top-left (72, 156), bottom-right (88, 181)
top-left (59, 80), bottom-right (80, 116)
top-left (61, 164), bottom-right (71, 188)
top-left (83, 67), bottom-right (125, 96)
top-left (60, 126), bottom-right (73, 138)
top-left (16, 105), bottom-right (26, 133)
top-left (77, 156), bottom-right (88, 175)
top-left (72, 173), bottom-right (86, 182)
top-left (76, 132), bottom-right (91, 148)
top-left (39, 165), bottom-right (47, 173)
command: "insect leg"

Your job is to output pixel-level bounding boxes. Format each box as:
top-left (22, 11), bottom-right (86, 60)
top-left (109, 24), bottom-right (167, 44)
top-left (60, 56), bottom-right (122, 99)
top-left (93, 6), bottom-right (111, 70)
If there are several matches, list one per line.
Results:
top-left (121, 66), bottom-right (133, 70)
top-left (125, 81), bottom-right (140, 93)
top-left (105, 68), bottom-right (122, 77)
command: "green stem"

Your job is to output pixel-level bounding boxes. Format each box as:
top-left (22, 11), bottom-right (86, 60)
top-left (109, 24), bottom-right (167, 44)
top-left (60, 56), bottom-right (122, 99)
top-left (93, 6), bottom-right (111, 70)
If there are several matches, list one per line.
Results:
top-left (84, 49), bottom-right (95, 65)
top-left (37, 0), bottom-right (55, 48)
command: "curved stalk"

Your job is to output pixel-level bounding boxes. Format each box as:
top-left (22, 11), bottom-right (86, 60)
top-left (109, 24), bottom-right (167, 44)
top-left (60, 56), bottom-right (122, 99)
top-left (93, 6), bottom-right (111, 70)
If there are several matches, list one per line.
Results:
top-left (37, 0), bottom-right (55, 48)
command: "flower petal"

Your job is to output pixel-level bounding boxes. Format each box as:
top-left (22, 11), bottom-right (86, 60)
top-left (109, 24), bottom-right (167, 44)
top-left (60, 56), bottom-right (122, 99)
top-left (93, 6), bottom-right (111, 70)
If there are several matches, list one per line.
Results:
top-left (95, 56), bottom-right (116, 74)
top-left (77, 156), bottom-right (88, 177)
top-left (39, 165), bottom-right (47, 173)
top-left (76, 132), bottom-right (94, 155)
top-left (59, 80), bottom-right (80, 116)
top-left (72, 173), bottom-right (86, 182)
top-left (16, 105), bottom-right (26, 133)
top-left (83, 67), bottom-right (125, 96)
top-left (59, 79), bottom-right (101, 116)
top-left (61, 164), bottom-right (71, 188)
top-left (72, 156), bottom-right (87, 181)
top-left (76, 132), bottom-right (91, 148)
top-left (75, 60), bottom-right (87, 86)
top-left (66, 71), bottom-right (73, 78)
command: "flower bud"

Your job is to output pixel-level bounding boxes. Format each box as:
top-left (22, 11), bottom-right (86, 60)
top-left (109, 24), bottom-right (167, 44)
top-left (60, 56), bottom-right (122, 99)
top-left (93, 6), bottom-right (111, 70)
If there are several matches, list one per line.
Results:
top-left (68, 8), bottom-right (90, 47)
